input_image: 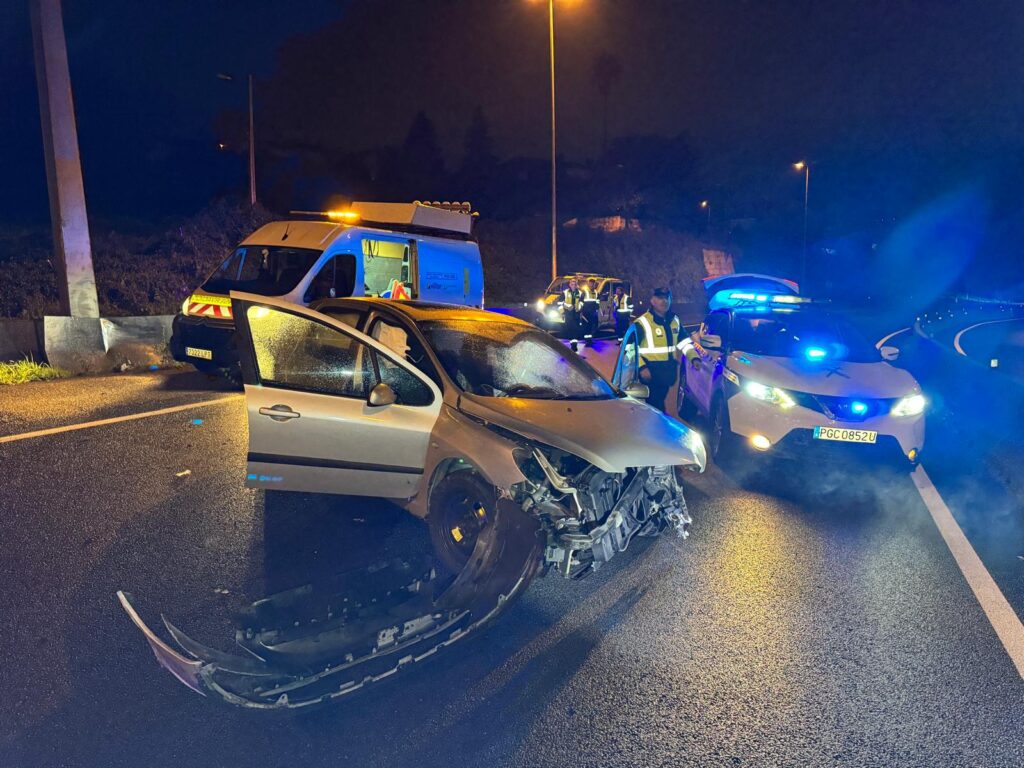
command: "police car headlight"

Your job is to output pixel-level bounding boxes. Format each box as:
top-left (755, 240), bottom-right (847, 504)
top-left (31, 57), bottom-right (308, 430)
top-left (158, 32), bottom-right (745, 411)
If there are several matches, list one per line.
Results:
top-left (743, 379), bottom-right (796, 409)
top-left (536, 299), bottom-right (546, 313)
top-left (892, 393), bottom-right (926, 417)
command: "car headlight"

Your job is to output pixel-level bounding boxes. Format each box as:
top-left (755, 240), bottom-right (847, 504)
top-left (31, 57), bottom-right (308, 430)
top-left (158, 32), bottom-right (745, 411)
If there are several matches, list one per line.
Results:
top-left (742, 379), bottom-right (796, 409)
top-left (536, 299), bottom-right (546, 312)
top-left (547, 309), bottom-right (564, 322)
top-left (892, 393), bottom-right (926, 417)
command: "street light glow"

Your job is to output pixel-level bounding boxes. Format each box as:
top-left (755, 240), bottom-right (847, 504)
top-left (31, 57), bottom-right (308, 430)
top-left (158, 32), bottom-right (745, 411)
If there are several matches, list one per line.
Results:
top-left (793, 161), bottom-right (806, 171)
top-left (700, 200), bottom-right (709, 208)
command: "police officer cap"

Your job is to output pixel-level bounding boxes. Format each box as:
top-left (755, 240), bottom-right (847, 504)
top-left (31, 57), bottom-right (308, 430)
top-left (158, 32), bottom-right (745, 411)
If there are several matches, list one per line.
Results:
top-left (652, 287), bottom-right (672, 299)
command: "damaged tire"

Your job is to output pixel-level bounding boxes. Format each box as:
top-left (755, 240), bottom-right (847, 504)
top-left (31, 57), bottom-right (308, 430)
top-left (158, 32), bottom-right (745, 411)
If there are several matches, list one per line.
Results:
top-left (428, 471), bottom-right (497, 574)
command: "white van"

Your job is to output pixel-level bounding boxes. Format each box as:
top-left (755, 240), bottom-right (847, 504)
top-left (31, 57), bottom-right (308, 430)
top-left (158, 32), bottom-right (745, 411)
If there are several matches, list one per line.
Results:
top-left (170, 201), bottom-right (485, 374)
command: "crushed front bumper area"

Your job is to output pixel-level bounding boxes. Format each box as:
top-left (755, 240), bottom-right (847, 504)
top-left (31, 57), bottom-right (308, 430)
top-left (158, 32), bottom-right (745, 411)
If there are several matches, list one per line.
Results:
top-left (119, 501), bottom-right (542, 709)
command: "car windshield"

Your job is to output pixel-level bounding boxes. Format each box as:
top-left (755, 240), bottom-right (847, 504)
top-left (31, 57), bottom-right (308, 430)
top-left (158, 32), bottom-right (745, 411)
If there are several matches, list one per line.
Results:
top-left (731, 311), bottom-right (880, 363)
top-left (201, 245), bottom-right (322, 295)
top-left (419, 319), bottom-right (617, 400)
top-left (544, 278), bottom-right (569, 294)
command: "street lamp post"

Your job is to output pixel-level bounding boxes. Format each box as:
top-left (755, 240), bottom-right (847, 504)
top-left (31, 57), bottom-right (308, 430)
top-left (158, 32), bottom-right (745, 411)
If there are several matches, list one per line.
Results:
top-left (700, 199), bottom-right (711, 231)
top-left (218, 72), bottom-right (257, 206)
top-left (547, 0), bottom-right (558, 283)
top-left (794, 161), bottom-right (810, 287)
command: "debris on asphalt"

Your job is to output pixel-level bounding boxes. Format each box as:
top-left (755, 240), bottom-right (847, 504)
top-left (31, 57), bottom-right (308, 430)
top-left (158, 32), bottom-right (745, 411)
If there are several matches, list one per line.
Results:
top-left (191, 419), bottom-right (204, 426)
top-left (175, 469), bottom-right (192, 478)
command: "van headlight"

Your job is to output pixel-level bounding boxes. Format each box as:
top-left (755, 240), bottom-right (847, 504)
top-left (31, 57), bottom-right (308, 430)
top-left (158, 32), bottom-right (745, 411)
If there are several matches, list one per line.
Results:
top-left (535, 299), bottom-right (546, 312)
top-left (743, 379), bottom-right (796, 409)
top-left (892, 393), bottom-right (926, 417)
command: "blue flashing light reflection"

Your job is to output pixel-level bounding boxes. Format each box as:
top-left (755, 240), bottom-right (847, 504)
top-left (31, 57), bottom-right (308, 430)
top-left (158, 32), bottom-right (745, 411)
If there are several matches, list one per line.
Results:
top-left (805, 347), bottom-right (827, 360)
top-left (192, 419), bottom-right (204, 426)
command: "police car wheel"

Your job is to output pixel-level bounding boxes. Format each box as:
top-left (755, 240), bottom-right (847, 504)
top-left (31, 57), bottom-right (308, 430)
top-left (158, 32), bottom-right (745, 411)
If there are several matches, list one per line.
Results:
top-left (427, 471), bottom-right (496, 575)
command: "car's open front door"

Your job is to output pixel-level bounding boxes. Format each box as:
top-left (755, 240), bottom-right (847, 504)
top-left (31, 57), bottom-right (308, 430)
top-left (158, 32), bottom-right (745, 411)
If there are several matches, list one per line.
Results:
top-left (231, 292), bottom-right (442, 498)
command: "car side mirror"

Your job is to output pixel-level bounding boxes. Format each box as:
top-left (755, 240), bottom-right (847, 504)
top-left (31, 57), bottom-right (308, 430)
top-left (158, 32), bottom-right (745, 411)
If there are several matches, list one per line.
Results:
top-left (368, 382), bottom-right (397, 407)
top-left (624, 382), bottom-right (649, 400)
top-left (700, 333), bottom-right (722, 351)
top-left (880, 345), bottom-right (900, 362)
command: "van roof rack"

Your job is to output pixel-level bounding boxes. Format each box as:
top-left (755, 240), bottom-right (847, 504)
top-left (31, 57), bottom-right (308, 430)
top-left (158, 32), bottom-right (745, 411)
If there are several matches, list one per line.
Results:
top-left (290, 201), bottom-right (476, 236)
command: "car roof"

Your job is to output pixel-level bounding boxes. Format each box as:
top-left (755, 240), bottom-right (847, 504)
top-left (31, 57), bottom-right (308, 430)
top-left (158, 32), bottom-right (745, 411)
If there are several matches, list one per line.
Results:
top-left (312, 297), bottom-right (533, 326)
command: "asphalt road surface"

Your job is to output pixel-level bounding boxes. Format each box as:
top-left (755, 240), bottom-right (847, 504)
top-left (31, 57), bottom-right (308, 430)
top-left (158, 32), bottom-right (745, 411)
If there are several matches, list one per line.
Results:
top-left (1, 337), bottom-right (1023, 768)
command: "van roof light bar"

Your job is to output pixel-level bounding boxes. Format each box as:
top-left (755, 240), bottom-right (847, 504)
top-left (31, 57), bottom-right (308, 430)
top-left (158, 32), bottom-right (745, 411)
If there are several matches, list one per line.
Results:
top-left (289, 201), bottom-right (476, 235)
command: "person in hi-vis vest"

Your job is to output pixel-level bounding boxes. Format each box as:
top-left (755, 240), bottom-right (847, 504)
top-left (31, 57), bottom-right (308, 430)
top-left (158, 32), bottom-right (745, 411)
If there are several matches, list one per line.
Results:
top-left (634, 286), bottom-right (699, 412)
top-left (561, 277), bottom-right (584, 340)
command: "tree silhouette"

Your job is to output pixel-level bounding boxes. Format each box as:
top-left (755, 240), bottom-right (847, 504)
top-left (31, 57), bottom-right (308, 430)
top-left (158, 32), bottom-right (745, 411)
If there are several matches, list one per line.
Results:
top-left (592, 52), bottom-right (623, 156)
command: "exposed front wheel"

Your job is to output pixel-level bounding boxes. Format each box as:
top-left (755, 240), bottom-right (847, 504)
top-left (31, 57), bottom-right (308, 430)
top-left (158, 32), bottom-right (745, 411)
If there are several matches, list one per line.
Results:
top-left (427, 471), bottom-right (497, 574)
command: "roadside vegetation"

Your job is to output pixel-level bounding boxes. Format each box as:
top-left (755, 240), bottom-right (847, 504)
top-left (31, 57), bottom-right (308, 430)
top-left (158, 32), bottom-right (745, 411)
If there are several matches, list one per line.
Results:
top-left (0, 358), bottom-right (69, 385)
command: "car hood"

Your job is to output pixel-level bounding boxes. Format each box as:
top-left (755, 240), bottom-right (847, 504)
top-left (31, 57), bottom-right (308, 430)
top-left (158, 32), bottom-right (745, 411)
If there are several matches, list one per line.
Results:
top-left (729, 351), bottom-right (919, 398)
top-left (459, 393), bottom-right (705, 473)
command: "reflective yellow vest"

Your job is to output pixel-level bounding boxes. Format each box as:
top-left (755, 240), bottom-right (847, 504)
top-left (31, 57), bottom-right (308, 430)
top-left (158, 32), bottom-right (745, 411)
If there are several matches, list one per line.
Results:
top-left (561, 288), bottom-right (583, 312)
top-left (636, 311), bottom-right (694, 364)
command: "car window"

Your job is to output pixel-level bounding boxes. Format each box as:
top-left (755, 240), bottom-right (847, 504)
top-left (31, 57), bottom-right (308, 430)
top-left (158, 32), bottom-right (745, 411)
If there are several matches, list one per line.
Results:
top-left (702, 311), bottom-right (730, 341)
top-left (203, 245), bottom-right (321, 296)
top-left (421, 319), bottom-right (616, 400)
top-left (368, 316), bottom-right (442, 387)
top-left (373, 352), bottom-right (433, 406)
top-left (304, 254), bottom-right (357, 303)
top-left (246, 306), bottom-right (374, 398)
top-left (730, 311), bottom-right (880, 362)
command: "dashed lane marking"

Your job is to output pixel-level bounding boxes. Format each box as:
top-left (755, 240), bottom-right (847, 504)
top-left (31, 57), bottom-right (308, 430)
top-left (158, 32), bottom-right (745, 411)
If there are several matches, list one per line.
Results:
top-left (912, 465), bottom-right (1024, 679)
top-left (0, 396), bottom-right (242, 445)
top-left (953, 318), bottom-right (1022, 356)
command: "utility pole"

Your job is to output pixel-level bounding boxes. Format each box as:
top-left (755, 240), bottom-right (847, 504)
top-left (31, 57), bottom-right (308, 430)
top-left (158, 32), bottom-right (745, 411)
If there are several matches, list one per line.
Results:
top-left (248, 74), bottom-right (256, 206)
top-left (30, 0), bottom-right (99, 318)
top-left (548, 0), bottom-right (558, 283)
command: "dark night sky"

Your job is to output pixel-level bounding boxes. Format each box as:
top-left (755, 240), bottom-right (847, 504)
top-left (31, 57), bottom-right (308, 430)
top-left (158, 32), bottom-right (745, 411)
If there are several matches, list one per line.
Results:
top-left (2, 0), bottom-right (1023, 228)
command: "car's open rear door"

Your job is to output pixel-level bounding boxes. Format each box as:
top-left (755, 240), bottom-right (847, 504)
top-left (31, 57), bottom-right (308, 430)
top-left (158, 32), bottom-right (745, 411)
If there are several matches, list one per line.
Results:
top-left (230, 291), bottom-right (442, 498)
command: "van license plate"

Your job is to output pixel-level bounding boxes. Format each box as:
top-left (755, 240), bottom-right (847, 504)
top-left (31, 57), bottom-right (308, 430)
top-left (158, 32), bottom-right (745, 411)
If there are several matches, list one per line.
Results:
top-left (186, 346), bottom-right (213, 360)
top-left (814, 426), bottom-right (877, 444)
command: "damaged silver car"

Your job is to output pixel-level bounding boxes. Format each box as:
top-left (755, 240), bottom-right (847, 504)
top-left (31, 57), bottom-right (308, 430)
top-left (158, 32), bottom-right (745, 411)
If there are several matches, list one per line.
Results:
top-left (120, 295), bottom-right (705, 708)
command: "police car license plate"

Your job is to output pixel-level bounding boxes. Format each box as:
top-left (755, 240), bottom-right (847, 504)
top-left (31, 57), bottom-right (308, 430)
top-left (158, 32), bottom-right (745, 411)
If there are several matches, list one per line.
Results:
top-left (814, 426), bottom-right (877, 444)
top-left (185, 346), bottom-right (213, 360)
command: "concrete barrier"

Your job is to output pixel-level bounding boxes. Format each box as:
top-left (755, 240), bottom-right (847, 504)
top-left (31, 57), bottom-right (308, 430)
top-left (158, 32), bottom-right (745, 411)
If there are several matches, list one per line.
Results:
top-left (37, 314), bottom-right (175, 372)
top-left (0, 319), bottom-right (45, 362)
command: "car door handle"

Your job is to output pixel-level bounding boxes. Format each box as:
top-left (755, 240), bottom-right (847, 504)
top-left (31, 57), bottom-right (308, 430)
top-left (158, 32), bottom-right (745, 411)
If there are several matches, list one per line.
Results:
top-left (259, 405), bottom-right (300, 422)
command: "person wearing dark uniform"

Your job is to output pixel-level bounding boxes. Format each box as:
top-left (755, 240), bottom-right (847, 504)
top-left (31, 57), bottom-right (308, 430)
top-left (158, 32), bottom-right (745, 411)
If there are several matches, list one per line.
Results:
top-left (612, 285), bottom-right (632, 340)
top-left (635, 286), bottom-right (697, 412)
top-left (581, 278), bottom-right (600, 342)
top-left (561, 277), bottom-right (584, 342)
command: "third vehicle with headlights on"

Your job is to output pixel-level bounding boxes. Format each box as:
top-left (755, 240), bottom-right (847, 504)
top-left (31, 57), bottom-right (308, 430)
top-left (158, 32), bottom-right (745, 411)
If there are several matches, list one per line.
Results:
top-left (668, 276), bottom-right (925, 464)
top-left (533, 273), bottom-right (632, 336)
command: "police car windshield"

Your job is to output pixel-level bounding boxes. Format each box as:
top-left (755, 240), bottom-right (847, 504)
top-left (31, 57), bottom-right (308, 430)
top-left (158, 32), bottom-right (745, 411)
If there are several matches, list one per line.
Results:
top-left (202, 245), bottom-right (321, 296)
top-left (731, 311), bottom-right (880, 363)
top-left (420, 320), bottom-right (616, 400)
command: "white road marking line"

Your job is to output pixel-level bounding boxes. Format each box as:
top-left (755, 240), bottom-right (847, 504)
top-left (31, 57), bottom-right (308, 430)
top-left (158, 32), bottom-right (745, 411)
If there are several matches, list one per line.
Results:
top-left (912, 465), bottom-right (1024, 678)
top-left (0, 395), bottom-right (242, 445)
top-left (875, 327), bottom-right (910, 349)
top-left (953, 318), bottom-right (1022, 356)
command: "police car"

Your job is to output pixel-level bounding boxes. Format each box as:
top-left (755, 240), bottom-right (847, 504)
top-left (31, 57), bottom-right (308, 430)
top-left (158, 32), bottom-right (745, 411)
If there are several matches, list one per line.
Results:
top-left (674, 275), bottom-right (926, 464)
